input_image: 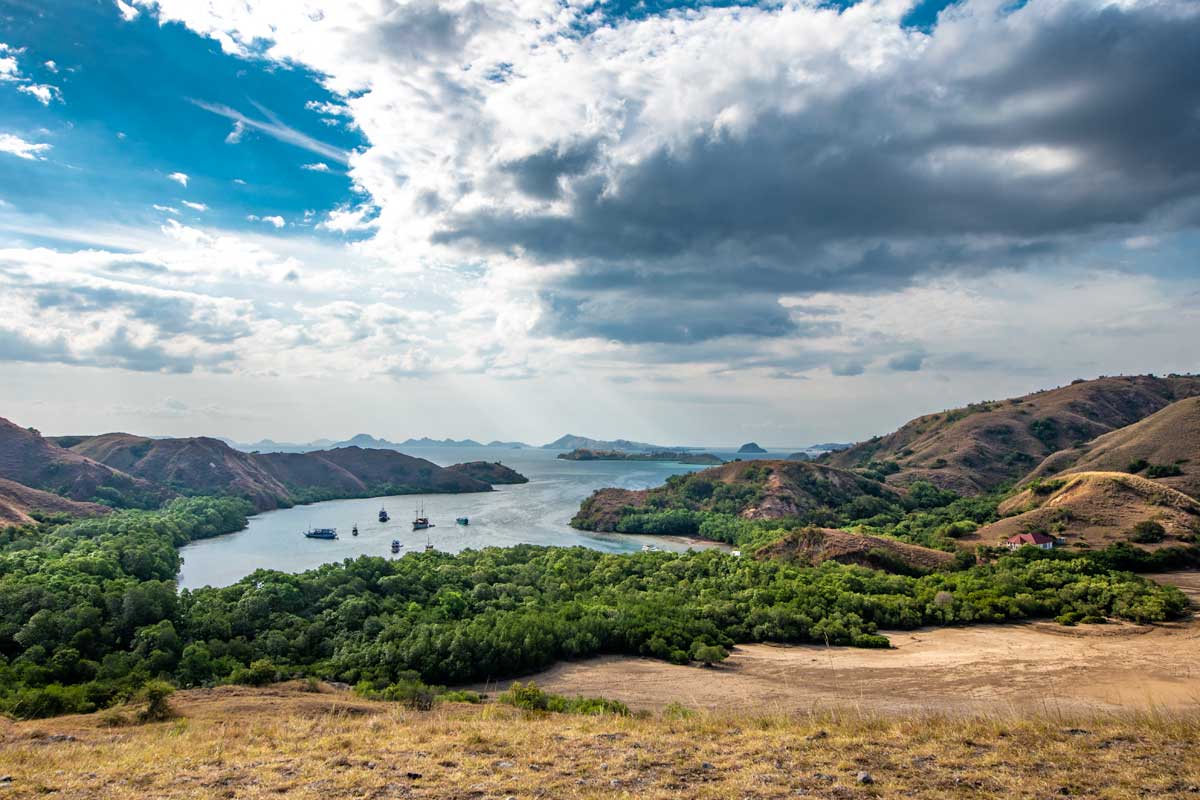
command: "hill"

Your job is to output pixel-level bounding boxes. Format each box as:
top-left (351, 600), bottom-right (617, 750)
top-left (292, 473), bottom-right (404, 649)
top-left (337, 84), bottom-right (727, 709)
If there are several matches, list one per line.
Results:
top-left (542, 434), bottom-right (674, 452)
top-left (756, 527), bottom-right (956, 572)
top-left (0, 418), bottom-right (167, 508)
top-left (443, 461), bottom-right (530, 484)
top-left (557, 449), bottom-right (723, 465)
top-left (970, 471), bottom-right (1200, 550)
top-left (820, 375), bottom-right (1200, 494)
top-left (737, 442), bottom-right (767, 453)
top-left (53, 434), bottom-right (512, 511)
top-left (1031, 397), bottom-right (1200, 499)
top-left (65, 433), bottom-right (295, 511)
top-left (0, 477), bottom-right (112, 526)
top-left (572, 459), bottom-right (897, 532)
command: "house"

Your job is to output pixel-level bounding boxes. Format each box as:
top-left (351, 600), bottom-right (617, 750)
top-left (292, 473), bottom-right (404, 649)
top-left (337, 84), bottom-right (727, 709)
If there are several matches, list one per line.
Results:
top-left (1005, 532), bottom-right (1055, 550)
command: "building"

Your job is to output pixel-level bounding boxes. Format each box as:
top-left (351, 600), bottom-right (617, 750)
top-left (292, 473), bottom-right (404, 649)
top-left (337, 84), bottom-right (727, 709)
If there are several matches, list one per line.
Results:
top-left (1005, 532), bottom-right (1055, 550)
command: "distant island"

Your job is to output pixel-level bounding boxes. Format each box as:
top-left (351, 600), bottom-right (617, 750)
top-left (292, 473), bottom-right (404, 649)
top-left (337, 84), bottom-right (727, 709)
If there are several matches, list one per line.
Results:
top-left (541, 433), bottom-right (690, 452)
top-left (737, 442), bottom-right (768, 453)
top-left (557, 448), bottom-right (723, 465)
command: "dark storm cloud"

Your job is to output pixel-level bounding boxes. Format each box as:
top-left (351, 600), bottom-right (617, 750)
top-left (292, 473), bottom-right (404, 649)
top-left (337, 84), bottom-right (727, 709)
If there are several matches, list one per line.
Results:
top-left (503, 139), bottom-right (602, 200)
top-left (435, 1), bottom-right (1200, 348)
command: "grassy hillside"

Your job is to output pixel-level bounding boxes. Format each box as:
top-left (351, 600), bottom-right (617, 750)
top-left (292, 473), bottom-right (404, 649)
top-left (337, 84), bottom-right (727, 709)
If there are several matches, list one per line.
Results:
top-left (1031, 397), bottom-right (1200, 499)
top-left (1, 685), bottom-right (1196, 800)
top-left (0, 419), bottom-right (168, 509)
top-left (756, 527), bottom-right (958, 573)
top-left (572, 459), bottom-right (899, 539)
top-left (54, 434), bottom-right (502, 510)
top-left (970, 471), bottom-right (1200, 550)
top-left (0, 477), bottom-right (111, 526)
top-left (821, 374), bottom-right (1200, 495)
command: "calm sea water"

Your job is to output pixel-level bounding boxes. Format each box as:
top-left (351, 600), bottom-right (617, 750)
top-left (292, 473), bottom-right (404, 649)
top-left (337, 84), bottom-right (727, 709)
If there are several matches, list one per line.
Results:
top-left (177, 447), bottom-right (795, 589)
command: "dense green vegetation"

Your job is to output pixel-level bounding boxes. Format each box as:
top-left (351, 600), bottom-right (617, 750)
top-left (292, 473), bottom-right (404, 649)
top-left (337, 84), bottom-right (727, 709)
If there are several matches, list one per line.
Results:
top-left (0, 485), bottom-right (1192, 720)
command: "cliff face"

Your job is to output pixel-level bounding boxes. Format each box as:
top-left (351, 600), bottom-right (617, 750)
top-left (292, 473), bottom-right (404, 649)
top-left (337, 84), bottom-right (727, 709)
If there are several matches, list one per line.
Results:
top-left (821, 375), bottom-right (1200, 495)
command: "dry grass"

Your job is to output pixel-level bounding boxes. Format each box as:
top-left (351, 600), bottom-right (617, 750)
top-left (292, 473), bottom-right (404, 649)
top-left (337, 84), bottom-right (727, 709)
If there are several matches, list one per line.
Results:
top-left (1, 683), bottom-right (1198, 799)
top-left (756, 527), bottom-right (956, 571)
top-left (972, 471), bottom-right (1200, 549)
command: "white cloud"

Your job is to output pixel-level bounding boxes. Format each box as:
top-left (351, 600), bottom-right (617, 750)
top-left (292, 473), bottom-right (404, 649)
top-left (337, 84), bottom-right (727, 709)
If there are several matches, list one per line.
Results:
top-left (317, 205), bottom-right (377, 233)
top-left (153, 204), bottom-right (180, 214)
top-left (190, 99), bottom-right (350, 164)
top-left (301, 162), bottom-right (330, 172)
top-left (0, 133), bottom-right (51, 160)
top-left (167, 171), bottom-right (189, 187)
top-left (17, 83), bottom-right (61, 105)
top-left (43, 60), bottom-right (57, 72)
top-left (247, 214), bottom-right (285, 228)
top-left (115, 0), bottom-right (139, 22)
top-left (225, 120), bottom-right (246, 144)
top-left (182, 201), bottom-right (208, 212)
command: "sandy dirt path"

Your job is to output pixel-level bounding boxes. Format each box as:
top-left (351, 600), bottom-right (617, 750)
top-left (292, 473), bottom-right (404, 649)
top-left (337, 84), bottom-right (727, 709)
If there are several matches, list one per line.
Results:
top-left (471, 572), bottom-right (1200, 716)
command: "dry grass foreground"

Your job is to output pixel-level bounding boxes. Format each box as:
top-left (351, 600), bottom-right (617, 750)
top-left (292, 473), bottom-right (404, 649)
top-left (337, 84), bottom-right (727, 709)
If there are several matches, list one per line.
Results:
top-left (1, 684), bottom-right (1199, 799)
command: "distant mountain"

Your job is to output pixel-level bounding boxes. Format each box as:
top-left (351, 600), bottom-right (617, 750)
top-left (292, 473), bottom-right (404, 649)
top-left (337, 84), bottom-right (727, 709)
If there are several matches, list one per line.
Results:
top-left (444, 461), bottom-right (529, 484)
top-left (230, 434), bottom-right (528, 453)
top-left (541, 434), bottom-right (677, 452)
top-left (808, 442), bottom-right (852, 453)
top-left (820, 375), bottom-right (1200, 495)
top-left (737, 442), bottom-right (767, 454)
top-left (557, 448), bottom-right (723, 465)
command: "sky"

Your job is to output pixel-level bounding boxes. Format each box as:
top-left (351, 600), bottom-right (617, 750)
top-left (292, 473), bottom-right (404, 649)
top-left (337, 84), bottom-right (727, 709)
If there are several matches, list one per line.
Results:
top-left (0, 0), bottom-right (1198, 447)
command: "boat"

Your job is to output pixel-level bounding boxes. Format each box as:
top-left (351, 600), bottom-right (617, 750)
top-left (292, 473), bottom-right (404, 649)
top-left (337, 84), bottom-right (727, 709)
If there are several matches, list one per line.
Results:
top-left (390, 539), bottom-right (401, 553)
top-left (351, 524), bottom-right (359, 536)
top-left (304, 527), bottom-right (338, 540)
top-left (412, 503), bottom-right (431, 530)
top-left (456, 516), bottom-right (469, 525)
top-left (641, 543), bottom-right (658, 552)
top-left (424, 535), bottom-right (434, 552)
top-left (378, 506), bottom-right (390, 523)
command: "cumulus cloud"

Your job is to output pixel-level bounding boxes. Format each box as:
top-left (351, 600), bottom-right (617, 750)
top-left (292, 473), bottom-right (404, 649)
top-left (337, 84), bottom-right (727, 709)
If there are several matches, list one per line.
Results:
top-left (115, 0), bottom-right (139, 22)
top-left (167, 171), bottom-right (188, 187)
top-left (0, 133), bottom-right (51, 160)
top-left (17, 83), bottom-right (60, 105)
top-left (247, 214), bottom-right (285, 228)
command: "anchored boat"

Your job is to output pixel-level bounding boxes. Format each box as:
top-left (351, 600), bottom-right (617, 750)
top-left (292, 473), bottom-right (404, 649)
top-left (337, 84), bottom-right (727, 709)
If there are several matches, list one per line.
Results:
top-left (378, 506), bottom-right (390, 523)
top-left (351, 524), bottom-right (359, 536)
top-left (412, 503), bottom-right (432, 530)
top-left (304, 527), bottom-right (338, 540)
top-left (456, 516), bottom-right (469, 525)
top-left (390, 539), bottom-right (401, 553)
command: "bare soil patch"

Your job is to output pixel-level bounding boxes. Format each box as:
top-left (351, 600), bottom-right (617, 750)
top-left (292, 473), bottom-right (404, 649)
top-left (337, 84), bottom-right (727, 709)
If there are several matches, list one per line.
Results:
top-left (474, 616), bottom-right (1200, 716)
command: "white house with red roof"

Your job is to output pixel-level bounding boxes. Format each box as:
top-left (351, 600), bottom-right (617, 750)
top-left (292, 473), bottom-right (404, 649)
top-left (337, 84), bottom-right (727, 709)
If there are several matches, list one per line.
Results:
top-left (1005, 532), bottom-right (1056, 550)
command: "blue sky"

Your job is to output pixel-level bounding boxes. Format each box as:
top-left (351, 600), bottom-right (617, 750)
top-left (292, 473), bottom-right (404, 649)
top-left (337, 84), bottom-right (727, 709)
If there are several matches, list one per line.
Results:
top-left (0, 0), bottom-right (364, 246)
top-left (0, 0), bottom-right (1197, 445)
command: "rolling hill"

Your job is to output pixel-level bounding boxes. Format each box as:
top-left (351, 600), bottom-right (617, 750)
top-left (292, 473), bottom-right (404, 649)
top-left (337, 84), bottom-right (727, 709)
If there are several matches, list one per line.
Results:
top-left (572, 459), bottom-right (898, 531)
top-left (0, 419), bottom-right (168, 508)
top-left (0, 477), bottom-right (112, 527)
top-left (1030, 397), bottom-right (1200, 499)
top-left (54, 433), bottom-right (501, 511)
top-left (755, 527), bottom-right (956, 572)
top-left (820, 375), bottom-right (1200, 494)
top-left (969, 471), bottom-right (1200, 550)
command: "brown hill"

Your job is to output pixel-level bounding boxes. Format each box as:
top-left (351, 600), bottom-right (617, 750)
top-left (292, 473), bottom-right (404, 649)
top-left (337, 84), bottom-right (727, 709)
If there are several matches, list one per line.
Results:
top-left (66, 433), bottom-right (295, 510)
top-left (256, 447), bottom-right (494, 502)
top-left (821, 375), bottom-right (1200, 495)
top-left (756, 527), bottom-right (956, 572)
top-left (444, 461), bottom-right (529, 484)
top-left (0, 418), bottom-right (168, 508)
top-left (970, 472), bottom-right (1200, 550)
top-left (1030, 397), bottom-right (1200, 499)
top-left (572, 459), bottom-right (897, 531)
top-left (0, 477), bottom-right (112, 527)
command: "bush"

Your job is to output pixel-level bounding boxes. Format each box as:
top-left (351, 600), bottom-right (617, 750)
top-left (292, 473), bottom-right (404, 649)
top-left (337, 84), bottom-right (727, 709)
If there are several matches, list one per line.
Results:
top-left (1127, 459), bottom-right (1149, 474)
top-left (689, 642), bottom-right (728, 667)
top-left (1145, 463), bottom-right (1183, 479)
top-left (136, 679), bottom-right (176, 722)
top-left (498, 681), bottom-right (629, 716)
top-left (230, 659), bottom-right (279, 687)
top-left (439, 689), bottom-right (483, 704)
top-left (1129, 520), bottom-right (1166, 544)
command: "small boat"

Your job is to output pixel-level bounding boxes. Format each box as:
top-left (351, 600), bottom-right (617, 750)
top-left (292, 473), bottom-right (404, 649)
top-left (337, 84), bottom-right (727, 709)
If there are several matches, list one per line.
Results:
top-left (641, 543), bottom-right (658, 552)
top-left (413, 503), bottom-right (431, 530)
top-left (424, 535), bottom-right (434, 552)
top-left (456, 516), bottom-right (469, 525)
top-left (351, 524), bottom-right (359, 536)
top-left (378, 506), bottom-right (390, 523)
top-left (304, 527), bottom-right (338, 540)
top-left (390, 539), bottom-right (401, 553)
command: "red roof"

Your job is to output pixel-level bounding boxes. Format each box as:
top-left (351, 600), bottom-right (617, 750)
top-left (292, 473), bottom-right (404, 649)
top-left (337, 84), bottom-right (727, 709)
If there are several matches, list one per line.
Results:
top-left (1006, 532), bottom-right (1055, 545)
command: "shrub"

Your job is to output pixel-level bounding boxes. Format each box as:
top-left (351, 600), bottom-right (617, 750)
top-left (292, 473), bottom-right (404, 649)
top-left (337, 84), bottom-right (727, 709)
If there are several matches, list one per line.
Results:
top-left (1127, 459), bottom-right (1149, 474)
top-left (498, 681), bottom-right (629, 716)
top-left (136, 679), bottom-right (176, 722)
top-left (1145, 463), bottom-right (1183, 479)
top-left (1129, 520), bottom-right (1166, 544)
top-left (230, 659), bottom-right (279, 687)
top-left (439, 689), bottom-right (483, 704)
top-left (690, 642), bottom-right (728, 667)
